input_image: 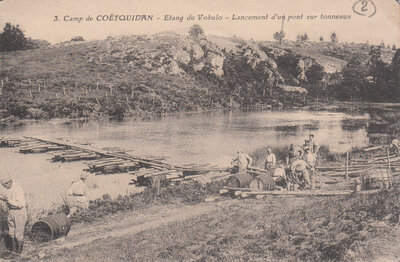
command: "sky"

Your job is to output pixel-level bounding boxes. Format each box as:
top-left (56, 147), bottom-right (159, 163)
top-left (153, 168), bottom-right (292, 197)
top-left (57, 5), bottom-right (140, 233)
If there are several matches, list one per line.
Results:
top-left (0, 0), bottom-right (399, 45)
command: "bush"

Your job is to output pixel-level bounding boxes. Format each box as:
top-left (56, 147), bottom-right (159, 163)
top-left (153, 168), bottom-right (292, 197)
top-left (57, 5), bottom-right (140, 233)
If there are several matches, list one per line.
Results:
top-left (70, 181), bottom-right (225, 223)
top-left (0, 23), bottom-right (27, 52)
top-left (5, 102), bottom-right (29, 118)
top-left (188, 24), bottom-right (204, 38)
top-left (71, 36), bottom-right (85, 42)
top-left (263, 186), bottom-right (400, 261)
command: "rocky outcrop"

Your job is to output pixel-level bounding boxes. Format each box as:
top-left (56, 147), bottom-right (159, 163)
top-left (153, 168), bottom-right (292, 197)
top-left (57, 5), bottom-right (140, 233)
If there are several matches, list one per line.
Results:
top-left (101, 33), bottom-right (322, 86)
top-left (206, 52), bottom-right (224, 76)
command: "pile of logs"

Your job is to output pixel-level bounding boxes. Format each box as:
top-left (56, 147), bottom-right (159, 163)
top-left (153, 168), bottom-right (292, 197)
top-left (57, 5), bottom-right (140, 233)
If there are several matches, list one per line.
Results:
top-left (0, 136), bottom-right (231, 190)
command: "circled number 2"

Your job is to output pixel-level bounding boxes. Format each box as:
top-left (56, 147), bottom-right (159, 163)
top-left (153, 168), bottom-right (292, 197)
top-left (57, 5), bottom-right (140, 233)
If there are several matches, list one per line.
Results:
top-left (352, 0), bottom-right (376, 17)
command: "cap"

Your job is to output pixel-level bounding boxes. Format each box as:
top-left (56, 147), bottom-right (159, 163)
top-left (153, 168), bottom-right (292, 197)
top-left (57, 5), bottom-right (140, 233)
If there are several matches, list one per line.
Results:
top-left (0, 176), bottom-right (12, 184)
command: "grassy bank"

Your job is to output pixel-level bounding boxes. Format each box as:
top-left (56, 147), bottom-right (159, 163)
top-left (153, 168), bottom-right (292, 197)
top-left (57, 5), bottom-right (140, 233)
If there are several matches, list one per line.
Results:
top-left (41, 185), bottom-right (400, 261)
top-left (62, 181), bottom-right (225, 224)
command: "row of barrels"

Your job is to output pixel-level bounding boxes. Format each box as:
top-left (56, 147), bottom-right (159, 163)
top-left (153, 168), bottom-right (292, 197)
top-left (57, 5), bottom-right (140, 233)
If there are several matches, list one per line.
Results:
top-left (227, 168), bottom-right (393, 191)
top-left (227, 172), bottom-right (275, 191)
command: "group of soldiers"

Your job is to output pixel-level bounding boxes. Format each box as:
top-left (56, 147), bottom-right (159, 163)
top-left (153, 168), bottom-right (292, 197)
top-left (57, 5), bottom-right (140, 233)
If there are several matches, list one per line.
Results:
top-left (285, 134), bottom-right (319, 190)
top-left (232, 134), bottom-right (319, 190)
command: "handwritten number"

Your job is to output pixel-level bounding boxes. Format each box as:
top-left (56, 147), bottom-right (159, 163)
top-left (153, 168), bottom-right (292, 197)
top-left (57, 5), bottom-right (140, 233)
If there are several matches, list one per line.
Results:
top-left (54, 16), bottom-right (59, 22)
top-left (361, 1), bottom-right (368, 12)
top-left (353, 0), bottom-right (376, 17)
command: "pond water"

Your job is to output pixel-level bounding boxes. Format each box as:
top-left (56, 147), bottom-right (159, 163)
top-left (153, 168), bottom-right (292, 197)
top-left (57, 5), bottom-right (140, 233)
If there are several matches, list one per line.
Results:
top-left (0, 109), bottom-right (370, 212)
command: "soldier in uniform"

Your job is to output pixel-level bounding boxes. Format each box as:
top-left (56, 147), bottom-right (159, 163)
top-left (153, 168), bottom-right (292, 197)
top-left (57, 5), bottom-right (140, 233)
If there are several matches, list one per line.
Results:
top-left (0, 176), bottom-right (27, 255)
top-left (232, 150), bottom-right (253, 174)
top-left (67, 173), bottom-right (90, 217)
top-left (264, 148), bottom-right (276, 171)
top-left (286, 144), bottom-right (304, 165)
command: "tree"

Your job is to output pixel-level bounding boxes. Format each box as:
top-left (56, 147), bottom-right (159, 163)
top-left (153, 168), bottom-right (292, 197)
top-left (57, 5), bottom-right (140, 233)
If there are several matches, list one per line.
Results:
top-left (305, 63), bottom-right (325, 99)
top-left (330, 32), bottom-right (338, 44)
top-left (319, 36), bottom-right (324, 42)
top-left (338, 56), bottom-right (369, 100)
top-left (273, 31), bottom-right (285, 45)
top-left (188, 24), bottom-right (204, 38)
top-left (296, 33), bottom-right (309, 42)
top-left (0, 23), bottom-right (27, 52)
top-left (71, 36), bottom-right (84, 41)
top-left (25, 38), bottom-right (51, 49)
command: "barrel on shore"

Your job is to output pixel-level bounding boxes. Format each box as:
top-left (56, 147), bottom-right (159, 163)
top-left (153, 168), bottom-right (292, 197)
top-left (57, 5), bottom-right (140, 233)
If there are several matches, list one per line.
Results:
top-left (249, 174), bottom-right (276, 191)
top-left (360, 168), bottom-right (393, 190)
top-left (226, 173), bottom-right (253, 188)
top-left (31, 213), bottom-right (71, 242)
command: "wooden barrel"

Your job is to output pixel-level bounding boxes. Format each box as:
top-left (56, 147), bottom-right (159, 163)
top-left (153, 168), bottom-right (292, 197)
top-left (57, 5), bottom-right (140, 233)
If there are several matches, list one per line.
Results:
top-left (31, 213), bottom-right (71, 242)
top-left (226, 173), bottom-right (253, 188)
top-left (249, 174), bottom-right (275, 191)
top-left (360, 168), bottom-right (392, 190)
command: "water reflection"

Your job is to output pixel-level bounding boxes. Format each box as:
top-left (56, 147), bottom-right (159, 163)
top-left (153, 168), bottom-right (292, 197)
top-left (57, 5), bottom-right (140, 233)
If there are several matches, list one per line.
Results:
top-left (1, 110), bottom-right (370, 166)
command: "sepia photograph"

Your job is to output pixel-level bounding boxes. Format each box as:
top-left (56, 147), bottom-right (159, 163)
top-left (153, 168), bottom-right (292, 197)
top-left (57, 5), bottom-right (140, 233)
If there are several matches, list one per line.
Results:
top-left (0, 0), bottom-right (399, 260)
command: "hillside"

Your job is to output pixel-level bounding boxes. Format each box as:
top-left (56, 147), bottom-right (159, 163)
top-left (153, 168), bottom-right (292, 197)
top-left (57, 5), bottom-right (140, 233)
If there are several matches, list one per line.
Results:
top-left (261, 40), bottom-right (396, 73)
top-left (0, 32), bottom-right (396, 121)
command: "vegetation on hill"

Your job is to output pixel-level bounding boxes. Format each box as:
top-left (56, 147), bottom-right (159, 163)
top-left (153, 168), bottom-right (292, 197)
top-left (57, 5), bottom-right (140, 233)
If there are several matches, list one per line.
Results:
top-left (0, 23), bottom-right (399, 122)
top-left (0, 23), bottom-right (50, 52)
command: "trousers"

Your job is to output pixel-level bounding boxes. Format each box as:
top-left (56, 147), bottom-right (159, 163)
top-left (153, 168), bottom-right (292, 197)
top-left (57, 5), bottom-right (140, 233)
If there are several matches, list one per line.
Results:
top-left (7, 208), bottom-right (27, 240)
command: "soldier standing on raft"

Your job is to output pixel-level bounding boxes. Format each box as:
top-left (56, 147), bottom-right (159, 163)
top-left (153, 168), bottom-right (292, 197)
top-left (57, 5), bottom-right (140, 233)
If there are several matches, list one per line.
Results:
top-left (232, 150), bottom-right (253, 174)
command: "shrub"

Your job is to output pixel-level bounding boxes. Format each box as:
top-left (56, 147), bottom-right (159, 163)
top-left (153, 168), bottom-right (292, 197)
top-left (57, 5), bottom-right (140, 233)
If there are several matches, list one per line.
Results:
top-left (70, 181), bottom-right (225, 223)
top-left (263, 186), bottom-right (400, 261)
top-left (188, 25), bottom-right (204, 38)
top-left (71, 36), bottom-right (85, 42)
top-left (0, 23), bottom-right (27, 52)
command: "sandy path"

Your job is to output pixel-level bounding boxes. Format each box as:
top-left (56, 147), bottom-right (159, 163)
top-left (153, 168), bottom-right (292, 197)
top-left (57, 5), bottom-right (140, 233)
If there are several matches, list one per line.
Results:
top-left (25, 199), bottom-right (236, 259)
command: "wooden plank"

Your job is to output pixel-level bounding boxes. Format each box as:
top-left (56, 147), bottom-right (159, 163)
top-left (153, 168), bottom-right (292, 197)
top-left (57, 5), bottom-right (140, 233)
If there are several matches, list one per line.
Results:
top-left (242, 189), bottom-right (381, 197)
top-left (363, 145), bottom-right (385, 152)
top-left (223, 187), bottom-right (254, 191)
top-left (144, 170), bottom-right (177, 178)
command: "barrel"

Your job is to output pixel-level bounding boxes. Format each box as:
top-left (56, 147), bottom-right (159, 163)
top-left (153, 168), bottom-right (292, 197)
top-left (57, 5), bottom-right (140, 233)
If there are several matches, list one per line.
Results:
top-left (249, 174), bottom-right (276, 191)
top-left (226, 173), bottom-right (253, 188)
top-left (360, 168), bottom-right (393, 190)
top-left (31, 213), bottom-right (71, 242)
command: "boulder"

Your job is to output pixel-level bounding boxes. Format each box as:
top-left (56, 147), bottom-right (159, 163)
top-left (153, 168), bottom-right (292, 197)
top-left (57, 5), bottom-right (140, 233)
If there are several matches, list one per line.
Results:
top-left (193, 62), bottom-right (205, 71)
top-left (297, 59), bottom-right (306, 80)
top-left (191, 43), bottom-right (204, 60)
top-left (207, 53), bottom-right (224, 77)
top-left (174, 49), bottom-right (191, 65)
top-left (168, 61), bottom-right (185, 75)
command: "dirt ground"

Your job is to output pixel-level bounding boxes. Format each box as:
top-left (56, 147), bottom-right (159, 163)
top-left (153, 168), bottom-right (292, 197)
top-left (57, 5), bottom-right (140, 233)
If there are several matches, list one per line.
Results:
top-left (9, 190), bottom-right (398, 262)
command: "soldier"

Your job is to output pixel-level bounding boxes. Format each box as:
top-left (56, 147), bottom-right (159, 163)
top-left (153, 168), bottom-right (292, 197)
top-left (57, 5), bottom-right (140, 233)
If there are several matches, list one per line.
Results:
top-left (0, 177), bottom-right (27, 255)
top-left (264, 148), bottom-right (276, 170)
top-left (307, 134), bottom-right (319, 155)
top-left (303, 147), bottom-right (316, 190)
top-left (272, 164), bottom-right (287, 188)
top-left (287, 159), bottom-right (311, 190)
top-left (286, 144), bottom-right (304, 165)
top-left (232, 150), bottom-right (253, 174)
top-left (67, 173), bottom-right (90, 217)
top-left (390, 138), bottom-right (400, 156)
